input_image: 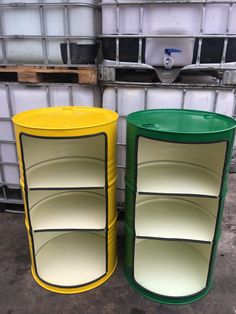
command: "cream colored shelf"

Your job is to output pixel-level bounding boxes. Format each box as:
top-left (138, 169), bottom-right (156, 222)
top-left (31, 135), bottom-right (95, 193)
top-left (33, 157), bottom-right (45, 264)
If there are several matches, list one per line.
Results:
top-left (30, 191), bottom-right (106, 231)
top-left (137, 161), bottom-right (221, 197)
top-left (134, 239), bottom-right (211, 297)
top-left (26, 157), bottom-right (105, 189)
top-left (35, 231), bottom-right (106, 287)
top-left (135, 197), bottom-right (216, 242)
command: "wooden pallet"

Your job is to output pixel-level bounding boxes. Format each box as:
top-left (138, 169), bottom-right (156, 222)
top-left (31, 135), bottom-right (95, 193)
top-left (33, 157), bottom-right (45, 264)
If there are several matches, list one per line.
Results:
top-left (0, 66), bottom-right (97, 85)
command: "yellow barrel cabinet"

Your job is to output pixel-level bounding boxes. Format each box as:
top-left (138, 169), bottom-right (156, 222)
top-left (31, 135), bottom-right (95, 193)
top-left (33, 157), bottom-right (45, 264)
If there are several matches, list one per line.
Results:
top-left (13, 106), bottom-right (118, 294)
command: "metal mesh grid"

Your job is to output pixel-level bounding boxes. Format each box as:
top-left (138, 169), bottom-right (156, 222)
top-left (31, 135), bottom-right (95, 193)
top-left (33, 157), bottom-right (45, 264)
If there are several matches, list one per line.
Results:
top-left (0, 2), bottom-right (100, 66)
top-left (99, 0), bottom-right (236, 70)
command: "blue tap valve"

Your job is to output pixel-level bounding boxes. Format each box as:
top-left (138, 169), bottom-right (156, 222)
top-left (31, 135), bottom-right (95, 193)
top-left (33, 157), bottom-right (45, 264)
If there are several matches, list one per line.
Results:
top-left (165, 48), bottom-right (182, 56)
top-left (164, 48), bottom-right (182, 69)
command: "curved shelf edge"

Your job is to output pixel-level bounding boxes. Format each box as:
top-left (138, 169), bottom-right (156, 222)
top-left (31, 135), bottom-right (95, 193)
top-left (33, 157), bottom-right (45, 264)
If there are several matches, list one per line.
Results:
top-left (34, 231), bottom-right (107, 287)
top-left (26, 157), bottom-right (106, 190)
top-left (135, 197), bottom-right (216, 242)
top-left (137, 161), bottom-right (222, 197)
top-left (29, 191), bottom-right (106, 231)
top-left (134, 238), bottom-right (211, 298)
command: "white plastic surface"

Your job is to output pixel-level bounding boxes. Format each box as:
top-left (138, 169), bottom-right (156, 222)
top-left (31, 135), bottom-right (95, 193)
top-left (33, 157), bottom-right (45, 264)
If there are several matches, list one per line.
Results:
top-left (134, 239), bottom-right (211, 297)
top-left (35, 231), bottom-right (106, 286)
top-left (30, 191), bottom-right (106, 231)
top-left (0, 0), bottom-right (100, 63)
top-left (102, 2), bottom-right (236, 66)
top-left (26, 158), bottom-right (105, 189)
top-left (135, 197), bottom-right (216, 242)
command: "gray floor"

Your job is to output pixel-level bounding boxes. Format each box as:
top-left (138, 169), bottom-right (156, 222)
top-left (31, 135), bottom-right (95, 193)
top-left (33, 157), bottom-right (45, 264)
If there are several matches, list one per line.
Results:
top-left (0, 175), bottom-right (235, 314)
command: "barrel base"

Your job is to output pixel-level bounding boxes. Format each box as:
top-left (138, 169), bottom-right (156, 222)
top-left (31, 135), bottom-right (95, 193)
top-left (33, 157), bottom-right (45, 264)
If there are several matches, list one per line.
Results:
top-left (31, 258), bottom-right (117, 294)
top-left (124, 266), bottom-right (213, 305)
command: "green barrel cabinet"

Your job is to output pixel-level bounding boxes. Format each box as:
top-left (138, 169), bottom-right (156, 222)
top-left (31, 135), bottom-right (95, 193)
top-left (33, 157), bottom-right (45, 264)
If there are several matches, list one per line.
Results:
top-left (124, 109), bottom-right (236, 304)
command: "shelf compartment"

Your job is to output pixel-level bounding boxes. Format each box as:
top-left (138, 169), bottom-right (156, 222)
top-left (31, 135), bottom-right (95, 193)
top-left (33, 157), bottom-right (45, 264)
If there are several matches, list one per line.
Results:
top-left (137, 137), bottom-right (226, 197)
top-left (33, 231), bottom-right (106, 287)
top-left (26, 157), bottom-right (105, 189)
top-left (134, 238), bottom-right (211, 297)
top-left (21, 133), bottom-right (106, 189)
top-left (135, 195), bottom-right (218, 242)
top-left (138, 161), bottom-right (221, 197)
top-left (29, 190), bottom-right (106, 231)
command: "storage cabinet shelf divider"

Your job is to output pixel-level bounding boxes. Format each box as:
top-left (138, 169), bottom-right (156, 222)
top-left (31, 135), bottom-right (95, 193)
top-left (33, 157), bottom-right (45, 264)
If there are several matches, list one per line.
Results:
top-left (13, 106), bottom-right (118, 294)
top-left (124, 109), bottom-right (236, 304)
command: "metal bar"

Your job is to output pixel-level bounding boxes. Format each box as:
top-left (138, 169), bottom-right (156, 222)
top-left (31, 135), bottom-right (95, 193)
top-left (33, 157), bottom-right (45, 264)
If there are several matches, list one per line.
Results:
top-left (116, 4), bottom-right (120, 34)
top-left (0, 182), bottom-right (20, 188)
top-left (144, 87), bottom-right (148, 110)
top-left (99, 34), bottom-right (236, 39)
top-left (0, 140), bottom-right (16, 144)
top-left (0, 81), bottom-right (99, 89)
top-left (221, 39), bottom-right (229, 65)
top-left (0, 62), bottom-right (95, 67)
top-left (0, 161), bottom-right (18, 166)
top-left (117, 142), bottom-right (126, 146)
top-left (0, 147), bottom-right (7, 201)
top-left (200, 3), bottom-right (206, 34)
top-left (226, 3), bottom-right (233, 33)
top-left (181, 89), bottom-right (187, 109)
top-left (101, 80), bottom-right (234, 89)
top-left (0, 199), bottom-right (23, 205)
top-left (6, 85), bottom-right (15, 141)
top-left (221, 4), bottom-right (232, 65)
top-left (46, 85), bottom-right (51, 107)
top-left (69, 85), bottom-right (74, 106)
top-left (62, 0), bottom-right (70, 65)
top-left (139, 4), bottom-right (144, 34)
top-left (138, 4), bottom-right (144, 64)
top-left (115, 38), bottom-right (120, 65)
top-left (115, 4), bottom-right (120, 64)
top-left (0, 3), bottom-right (99, 9)
top-left (232, 89), bottom-right (236, 118)
top-left (196, 3), bottom-right (206, 64)
top-left (39, 0), bottom-right (49, 65)
top-left (0, 10), bottom-right (7, 64)
top-left (99, 0), bottom-right (236, 5)
top-left (0, 117), bottom-right (12, 121)
top-left (115, 87), bottom-right (119, 113)
top-left (0, 35), bottom-right (97, 39)
top-left (138, 38), bottom-right (143, 65)
top-left (118, 165), bottom-right (126, 169)
top-left (212, 90), bottom-right (219, 112)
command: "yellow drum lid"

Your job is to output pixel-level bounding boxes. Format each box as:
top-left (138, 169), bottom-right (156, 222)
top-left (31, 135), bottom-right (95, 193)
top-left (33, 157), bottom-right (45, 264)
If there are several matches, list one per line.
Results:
top-left (12, 106), bottom-right (118, 130)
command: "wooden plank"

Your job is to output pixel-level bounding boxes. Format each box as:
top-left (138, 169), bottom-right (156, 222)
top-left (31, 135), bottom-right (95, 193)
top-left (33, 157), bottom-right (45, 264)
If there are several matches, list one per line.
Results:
top-left (78, 67), bottom-right (97, 85)
top-left (17, 72), bottom-right (40, 84)
top-left (0, 66), bottom-right (97, 85)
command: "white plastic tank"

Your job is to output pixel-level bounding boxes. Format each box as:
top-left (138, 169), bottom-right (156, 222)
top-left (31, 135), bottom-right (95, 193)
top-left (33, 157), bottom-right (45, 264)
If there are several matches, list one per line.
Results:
top-left (0, 0), bottom-right (100, 64)
top-left (101, 1), bottom-right (236, 67)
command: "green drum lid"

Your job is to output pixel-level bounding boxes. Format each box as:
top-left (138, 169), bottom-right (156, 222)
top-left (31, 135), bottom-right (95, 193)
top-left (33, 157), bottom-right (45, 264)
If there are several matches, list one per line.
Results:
top-left (127, 109), bottom-right (236, 134)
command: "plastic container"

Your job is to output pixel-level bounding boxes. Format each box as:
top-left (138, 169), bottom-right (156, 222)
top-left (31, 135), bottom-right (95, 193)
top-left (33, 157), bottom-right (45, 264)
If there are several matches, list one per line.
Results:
top-left (124, 109), bottom-right (236, 303)
top-left (101, 0), bottom-right (236, 68)
top-left (0, 0), bottom-right (100, 65)
top-left (12, 106), bottom-right (118, 293)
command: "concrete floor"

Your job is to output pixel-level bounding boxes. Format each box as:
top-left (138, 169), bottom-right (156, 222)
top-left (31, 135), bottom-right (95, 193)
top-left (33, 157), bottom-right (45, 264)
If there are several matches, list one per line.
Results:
top-left (0, 175), bottom-right (235, 314)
